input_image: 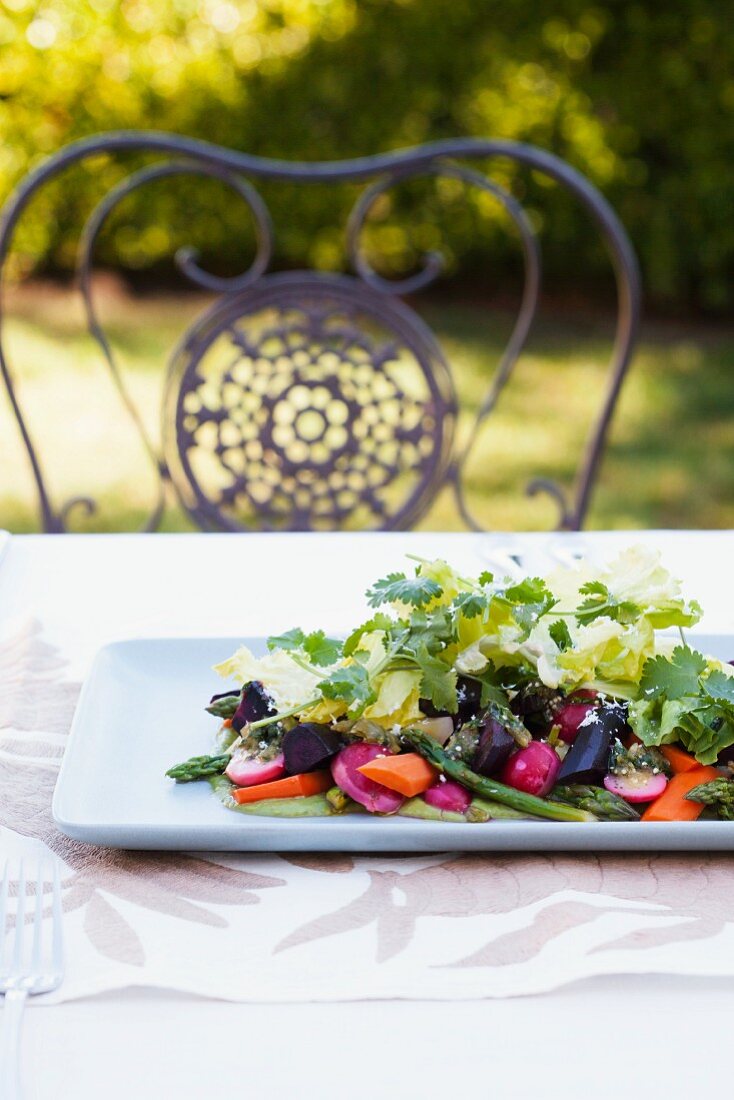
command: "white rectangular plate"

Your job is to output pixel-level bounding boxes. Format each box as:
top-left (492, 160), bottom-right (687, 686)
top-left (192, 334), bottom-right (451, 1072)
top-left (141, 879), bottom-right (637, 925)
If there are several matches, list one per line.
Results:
top-left (53, 634), bottom-right (734, 851)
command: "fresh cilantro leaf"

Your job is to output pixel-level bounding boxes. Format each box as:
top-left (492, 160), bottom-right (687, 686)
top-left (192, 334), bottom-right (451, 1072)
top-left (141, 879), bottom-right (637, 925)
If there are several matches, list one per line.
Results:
top-left (366, 571), bottom-right (442, 609)
top-left (266, 627), bottom-right (306, 652)
top-left (580, 580), bottom-right (608, 598)
top-left (575, 580), bottom-right (640, 626)
top-left (499, 577), bottom-right (557, 633)
top-left (576, 599), bottom-right (640, 625)
top-left (505, 577), bottom-right (554, 605)
top-left (549, 620), bottom-right (572, 652)
top-left (303, 631), bottom-right (343, 667)
top-left (452, 592), bottom-right (488, 619)
top-left (478, 570), bottom-right (494, 586)
top-left (405, 607), bottom-right (455, 655)
top-left (343, 613), bottom-right (395, 658)
top-left (317, 665), bottom-right (375, 715)
top-left (415, 642), bottom-right (458, 714)
top-left (267, 627), bottom-right (341, 666)
top-left (702, 669), bottom-right (734, 705)
top-left (478, 678), bottom-right (509, 710)
top-left (639, 646), bottom-right (708, 701)
top-left (575, 582), bottom-right (611, 625)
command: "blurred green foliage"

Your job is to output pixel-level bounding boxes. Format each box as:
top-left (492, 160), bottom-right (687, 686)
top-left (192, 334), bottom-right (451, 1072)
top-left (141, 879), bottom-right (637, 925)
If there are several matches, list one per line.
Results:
top-left (0, 0), bottom-right (732, 311)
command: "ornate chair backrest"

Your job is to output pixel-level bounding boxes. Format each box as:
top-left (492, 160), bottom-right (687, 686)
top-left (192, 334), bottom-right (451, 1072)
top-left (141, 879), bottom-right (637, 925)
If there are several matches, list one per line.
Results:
top-left (0, 134), bottom-right (640, 533)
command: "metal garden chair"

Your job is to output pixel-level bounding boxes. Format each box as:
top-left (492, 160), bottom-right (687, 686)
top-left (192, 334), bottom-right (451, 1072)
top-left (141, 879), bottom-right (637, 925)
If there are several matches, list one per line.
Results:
top-left (0, 133), bottom-right (640, 533)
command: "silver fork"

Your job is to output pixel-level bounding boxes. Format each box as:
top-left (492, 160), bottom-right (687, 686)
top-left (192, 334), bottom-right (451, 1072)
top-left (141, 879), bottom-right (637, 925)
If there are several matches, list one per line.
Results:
top-left (0, 858), bottom-right (64, 1099)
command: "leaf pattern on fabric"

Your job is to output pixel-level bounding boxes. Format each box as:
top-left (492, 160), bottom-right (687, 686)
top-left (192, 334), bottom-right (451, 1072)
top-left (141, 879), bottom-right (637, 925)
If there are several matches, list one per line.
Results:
top-left (0, 620), bottom-right (287, 964)
top-left (84, 893), bottom-right (146, 967)
top-left (276, 869), bottom-right (420, 963)
top-left (277, 850), bottom-right (734, 968)
top-left (452, 901), bottom-right (620, 968)
top-left (590, 916), bottom-right (721, 955)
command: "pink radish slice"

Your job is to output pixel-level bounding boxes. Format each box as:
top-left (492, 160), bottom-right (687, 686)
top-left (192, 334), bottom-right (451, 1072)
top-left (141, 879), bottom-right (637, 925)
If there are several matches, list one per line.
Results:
top-left (604, 771), bottom-right (668, 803)
top-left (555, 691), bottom-right (598, 744)
top-left (500, 741), bottom-right (561, 797)
top-left (225, 750), bottom-right (286, 787)
top-left (425, 779), bottom-right (471, 814)
top-left (331, 744), bottom-right (404, 814)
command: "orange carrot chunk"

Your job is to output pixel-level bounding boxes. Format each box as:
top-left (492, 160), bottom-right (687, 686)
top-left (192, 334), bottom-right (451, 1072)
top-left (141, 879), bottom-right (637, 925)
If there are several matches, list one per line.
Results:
top-left (660, 745), bottom-right (700, 774)
top-left (641, 765), bottom-right (720, 822)
top-left (357, 752), bottom-right (438, 797)
top-left (232, 770), bottom-right (333, 804)
top-left (222, 718), bottom-right (233, 729)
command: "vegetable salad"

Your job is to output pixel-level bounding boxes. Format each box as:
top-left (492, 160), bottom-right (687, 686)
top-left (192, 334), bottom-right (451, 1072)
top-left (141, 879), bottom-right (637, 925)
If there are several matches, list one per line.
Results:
top-left (166, 547), bottom-right (734, 824)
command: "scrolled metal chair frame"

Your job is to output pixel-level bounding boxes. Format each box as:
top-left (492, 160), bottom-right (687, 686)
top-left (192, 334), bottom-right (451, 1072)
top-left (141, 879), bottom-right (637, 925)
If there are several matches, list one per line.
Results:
top-left (0, 132), bottom-right (641, 533)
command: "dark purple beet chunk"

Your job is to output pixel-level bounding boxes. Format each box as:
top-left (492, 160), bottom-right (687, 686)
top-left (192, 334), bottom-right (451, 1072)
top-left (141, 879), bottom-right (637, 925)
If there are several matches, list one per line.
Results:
top-left (510, 683), bottom-right (560, 734)
top-left (456, 677), bottom-right (482, 724)
top-left (232, 680), bottom-right (276, 732)
top-left (472, 715), bottom-right (516, 776)
top-left (557, 703), bottom-right (628, 785)
top-left (282, 724), bottom-right (342, 774)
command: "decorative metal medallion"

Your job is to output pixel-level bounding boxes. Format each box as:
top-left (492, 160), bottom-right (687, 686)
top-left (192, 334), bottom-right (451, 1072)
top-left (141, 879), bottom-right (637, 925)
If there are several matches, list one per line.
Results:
top-left (164, 273), bottom-right (457, 531)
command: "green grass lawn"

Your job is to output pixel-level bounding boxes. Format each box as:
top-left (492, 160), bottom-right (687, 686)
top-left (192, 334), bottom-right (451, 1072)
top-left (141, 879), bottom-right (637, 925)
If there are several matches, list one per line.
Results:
top-left (0, 280), bottom-right (732, 532)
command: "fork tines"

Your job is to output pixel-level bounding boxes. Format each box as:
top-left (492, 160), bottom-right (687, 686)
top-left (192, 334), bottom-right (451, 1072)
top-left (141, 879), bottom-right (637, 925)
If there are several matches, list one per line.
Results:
top-left (0, 856), bottom-right (64, 996)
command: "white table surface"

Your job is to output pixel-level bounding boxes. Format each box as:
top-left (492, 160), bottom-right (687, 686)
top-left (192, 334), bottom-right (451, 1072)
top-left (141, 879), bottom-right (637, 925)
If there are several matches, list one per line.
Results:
top-left (2, 529), bottom-right (734, 1099)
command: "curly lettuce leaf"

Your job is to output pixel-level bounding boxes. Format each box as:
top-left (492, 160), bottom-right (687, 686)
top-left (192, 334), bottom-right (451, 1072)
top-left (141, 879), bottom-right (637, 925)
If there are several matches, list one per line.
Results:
top-left (546, 546), bottom-right (701, 630)
top-left (630, 652), bottom-right (734, 763)
top-left (362, 669), bottom-right (422, 727)
top-left (213, 646), bottom-right (319, 711)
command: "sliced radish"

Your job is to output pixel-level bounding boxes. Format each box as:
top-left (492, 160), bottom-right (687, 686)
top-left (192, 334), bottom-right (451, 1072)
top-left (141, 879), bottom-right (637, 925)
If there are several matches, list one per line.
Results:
top-left (500, 741), bottom-right (560, 797)
top-left (225, 750), bottom-right (286, 787)
top-left (425, 779), bottom-right (471, 814)
top-left (604, 770), bottom-right (668, 803)
top-left (555, 691), bottom-right (598, 744)
top-left (331, 744), bottom-right (404, 814)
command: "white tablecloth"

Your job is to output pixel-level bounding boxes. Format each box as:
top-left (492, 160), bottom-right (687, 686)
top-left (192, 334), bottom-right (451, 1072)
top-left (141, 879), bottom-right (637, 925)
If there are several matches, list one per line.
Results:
top-left (2, 530), bottom-right (734, 1098)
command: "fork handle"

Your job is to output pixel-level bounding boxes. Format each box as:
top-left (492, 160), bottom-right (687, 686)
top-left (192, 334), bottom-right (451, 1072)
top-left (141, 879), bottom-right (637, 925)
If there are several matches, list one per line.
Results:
top-left (0, 989), bottom-right (28, 1100)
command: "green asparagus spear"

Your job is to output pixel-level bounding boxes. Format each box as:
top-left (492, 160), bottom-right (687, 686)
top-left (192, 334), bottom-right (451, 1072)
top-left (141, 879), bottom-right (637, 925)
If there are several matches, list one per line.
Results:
top-left (403, 729), bottom-right (596, 822)
top-left (399, 797), bottom-right (467, 823)
top-left (166, 753), bottom-right (230, 782)
top-left (326, 786), bottom-right (352, 813)
top-left (205, 693), bottom-right (240, 719)
top-left (551, 784), bottom-right (640, 822)
top-left (686, 777), bottom-right (734, 820)
top-left (466, 797), bottom-right (546, 822)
